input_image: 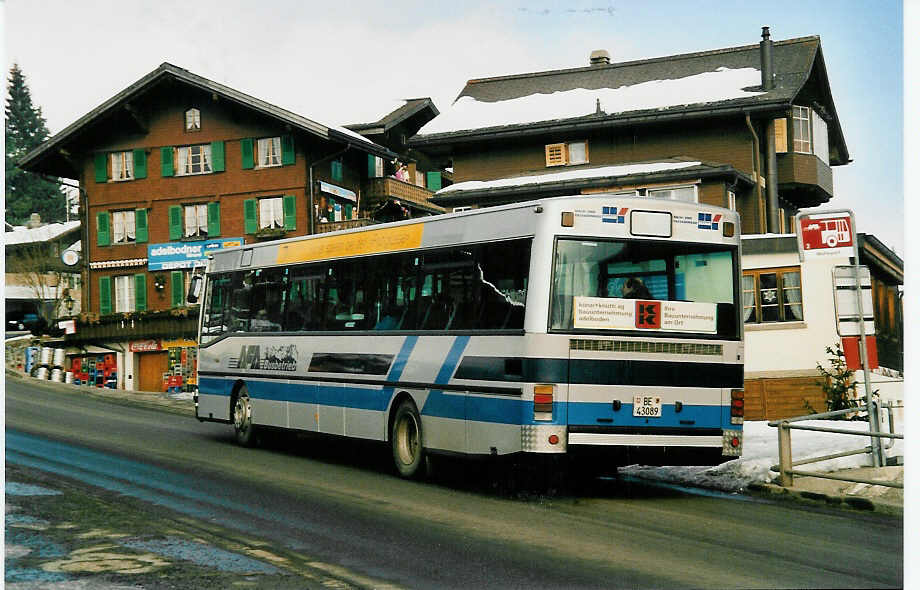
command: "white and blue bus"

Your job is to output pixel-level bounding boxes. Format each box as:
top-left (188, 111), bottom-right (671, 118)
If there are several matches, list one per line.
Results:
top-left (193, 195), bottom-right (744, 478)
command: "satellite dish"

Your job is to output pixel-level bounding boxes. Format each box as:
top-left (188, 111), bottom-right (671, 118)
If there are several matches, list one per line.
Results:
top-left (62, 250), bottom-right (80, 266)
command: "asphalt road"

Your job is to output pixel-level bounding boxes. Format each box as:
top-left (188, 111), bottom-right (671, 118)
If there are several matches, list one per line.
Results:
top-left (6, 377), bottom-right (904, 589)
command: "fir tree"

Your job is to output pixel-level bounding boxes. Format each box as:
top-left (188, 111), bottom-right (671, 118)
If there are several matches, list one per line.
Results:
top-left (5, 64), bottom-right (65, 224)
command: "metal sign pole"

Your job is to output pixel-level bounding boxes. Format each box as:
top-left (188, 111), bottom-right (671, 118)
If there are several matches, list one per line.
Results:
top-left (795, 210), bottom-right (883, 467)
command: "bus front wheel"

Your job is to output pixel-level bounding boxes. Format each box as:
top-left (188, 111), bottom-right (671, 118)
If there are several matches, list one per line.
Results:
top-left (232, 386), bottom-right (257, 447)
top-left (391, 400), bottom-right (424, 478)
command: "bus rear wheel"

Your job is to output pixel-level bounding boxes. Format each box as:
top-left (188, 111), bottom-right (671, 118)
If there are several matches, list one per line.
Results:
top-left (232, 386), bottom-right (257, 447)
top-left (391, 400), bottom-right (424, 478)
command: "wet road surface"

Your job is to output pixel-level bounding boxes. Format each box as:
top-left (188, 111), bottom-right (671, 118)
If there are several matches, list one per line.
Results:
top-left (6, 377), bottom-right (904, 588)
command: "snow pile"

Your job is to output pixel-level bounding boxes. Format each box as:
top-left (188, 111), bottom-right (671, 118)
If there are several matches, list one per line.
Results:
top-left (437, 161), bottom-right (701, 194)
top-left (621, 420), bottom-right (904, 493)
top-left (419, 67), bottom-right (764, 136)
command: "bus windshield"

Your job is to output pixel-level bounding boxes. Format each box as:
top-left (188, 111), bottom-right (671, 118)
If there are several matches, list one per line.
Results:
top-left (550, 238), bottom-right (738, 337)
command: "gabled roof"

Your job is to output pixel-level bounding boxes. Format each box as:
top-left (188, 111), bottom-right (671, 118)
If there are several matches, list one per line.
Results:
top-left (412, 36), bottom-right (848, 165)
top-left (430, 159), bottom-right (752, 207)
top-left (345, 98), bottom-right (439, 134)
top-left (19, 62), bottom-right (396, 177)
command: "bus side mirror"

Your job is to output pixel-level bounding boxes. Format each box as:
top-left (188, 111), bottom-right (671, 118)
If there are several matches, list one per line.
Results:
top-left (187, 275), bottom-right (203, 304)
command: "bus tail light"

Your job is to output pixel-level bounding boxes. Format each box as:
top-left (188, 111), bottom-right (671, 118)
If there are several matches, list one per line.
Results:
top-left (722, 430), bottom-right (743, 456)
top-left (730, 389), bottom-right (744, 424)
top-left (534, 385), bottom-right (554, 420)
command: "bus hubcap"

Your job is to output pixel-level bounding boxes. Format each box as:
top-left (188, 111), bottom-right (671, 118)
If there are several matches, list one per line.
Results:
top-left (396, 415), bottom-right (419, 465)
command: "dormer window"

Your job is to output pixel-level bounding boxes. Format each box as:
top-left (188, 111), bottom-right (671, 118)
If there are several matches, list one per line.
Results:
top-left (185, 108), bottom-right (201, 132)
top-left (545, 140), bottom-right (589, 167)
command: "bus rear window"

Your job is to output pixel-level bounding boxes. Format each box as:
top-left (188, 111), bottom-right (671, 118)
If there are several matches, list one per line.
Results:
top-left (550, 238), bottom-right (738, 337)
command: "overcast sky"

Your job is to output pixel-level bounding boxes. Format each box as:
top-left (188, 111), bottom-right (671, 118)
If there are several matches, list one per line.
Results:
top-left (3, 0), bottom-right (906, 255)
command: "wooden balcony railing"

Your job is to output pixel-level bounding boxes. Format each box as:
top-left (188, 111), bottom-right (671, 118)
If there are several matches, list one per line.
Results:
top-left (65, 309), bottom-right (200, 344)
top-left (314, 218), bottom-right (375, 234)
top-left (363, 177), bottom-right (446, 213)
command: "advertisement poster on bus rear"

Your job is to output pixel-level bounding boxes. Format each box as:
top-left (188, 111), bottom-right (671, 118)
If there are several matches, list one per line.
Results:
top-left (573, 297), bottom-right (717, 333)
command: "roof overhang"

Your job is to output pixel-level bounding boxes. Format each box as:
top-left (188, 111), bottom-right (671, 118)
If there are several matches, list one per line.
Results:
top-left (410, 100), bottom-right (788, 153)
top-left (20, 63), bottom-right (395, 177)
top-left (430, 162), bottom-right (752, 207)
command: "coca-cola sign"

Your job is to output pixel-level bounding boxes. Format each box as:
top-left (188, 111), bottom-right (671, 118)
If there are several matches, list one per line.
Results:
top-left (130, 340), bottom-right (161, 352)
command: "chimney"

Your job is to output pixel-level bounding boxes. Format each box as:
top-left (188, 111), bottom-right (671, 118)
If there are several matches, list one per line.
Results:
top-left (27, 213), bottom-right (42, 229)
top-left (760, 26), bottom-right (774, 91)
top-left (590, 49), bottom-right (611, 66)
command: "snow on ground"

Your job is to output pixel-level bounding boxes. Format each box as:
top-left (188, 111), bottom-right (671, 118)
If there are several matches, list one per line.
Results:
top-left (621, 419), bottom-right (904, 493)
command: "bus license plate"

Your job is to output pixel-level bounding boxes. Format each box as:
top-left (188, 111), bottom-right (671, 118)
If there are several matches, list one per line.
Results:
top-left (633, 396), bottom-right (662, 417)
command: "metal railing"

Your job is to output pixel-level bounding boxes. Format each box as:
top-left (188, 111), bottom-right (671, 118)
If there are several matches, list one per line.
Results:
top-left (769, 402), bottom-right (903, 488)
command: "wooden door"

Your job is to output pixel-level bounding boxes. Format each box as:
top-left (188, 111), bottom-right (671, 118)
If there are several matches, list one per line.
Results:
top-left (137, 351), bottom-right (169, 392)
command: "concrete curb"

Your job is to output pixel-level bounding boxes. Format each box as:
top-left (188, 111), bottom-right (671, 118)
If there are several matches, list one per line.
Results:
top-left (748, 481), bottom-right (903, 517)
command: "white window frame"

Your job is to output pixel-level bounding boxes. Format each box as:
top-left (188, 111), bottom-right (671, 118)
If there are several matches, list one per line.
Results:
top-left (792, 106), bottom-right (811, 154)
top-left (176, 144), bottom-right (212, 176)
top-left (256, 137), bottom-right (282, 168)
top-left (114, 275), bottom-right (136, 313)
top-left (111, 151), bottom-right (134, 181)
top-left (258, 196), bottom-right (284, 230)
top-left (545, 140), bottom-right (589, 167)
top-left (111, 210), bottom-right (136, 244)
top-left (647, 185), bottom-right (698, 203)
top-left (184, 203), bottom-right (208, 238)
top-left (185, 108), bottom-right (201, 131)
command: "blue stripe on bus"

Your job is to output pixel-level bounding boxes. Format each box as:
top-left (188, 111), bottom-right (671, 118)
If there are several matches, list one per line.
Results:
top-left (420, 335), bottom-right (470, 419)
top-left (200, 374), bottom-right (729, 428)
top-left (387, 335), bottom-right (418, 382)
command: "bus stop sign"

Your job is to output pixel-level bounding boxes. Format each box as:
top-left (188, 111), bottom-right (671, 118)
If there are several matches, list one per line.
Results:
top-left (797, 213), bottom-right (855, 259)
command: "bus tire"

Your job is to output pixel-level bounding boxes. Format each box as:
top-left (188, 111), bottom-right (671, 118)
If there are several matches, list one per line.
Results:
top-left (391, 399), bottom-right (424, 479)
top-left (232, 386), bottom-right (257, 447)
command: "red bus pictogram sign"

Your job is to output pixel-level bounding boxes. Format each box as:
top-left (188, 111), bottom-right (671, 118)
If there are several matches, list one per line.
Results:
top-left (800, 216), bottom-right (853, 251)
top-left (635, 301), bottom-right (661, 329)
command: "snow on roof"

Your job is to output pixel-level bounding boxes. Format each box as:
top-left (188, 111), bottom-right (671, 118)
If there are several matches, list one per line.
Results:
top-left (4, 221), bottom-right (80, 246)
top-left (437, 161), bottom-right (702, 194)
top-left (331, 124), bottom-right (379, 146)
top-left (418, 67), bottom-right (764, 136)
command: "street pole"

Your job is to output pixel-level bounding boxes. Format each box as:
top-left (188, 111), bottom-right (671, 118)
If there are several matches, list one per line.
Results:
top-left (795, 209), bottom-right (884, 467)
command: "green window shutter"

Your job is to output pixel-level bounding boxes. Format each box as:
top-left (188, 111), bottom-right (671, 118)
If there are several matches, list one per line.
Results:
top-left (168, 205), bottom-right (183, 240)
top-left (281, 135), bottom-right (295, 165)
top-left (367, 154), bottom-right (376, 178)
top-left (135, 208), bottom-right (148, 243)
top-left (244, 199), bottom-right (258, 234)
top-left (331, 160), bottom-right (343, 182)
top-left (283, 195), bottom-right (296, 230)
top-left (426, 171), bottom-right (442, 191)
top-left (94, 153), bottom-right (108, 183)
top-left (133, 149), bottom-right (147, 179)
top-left (161, 147), bottom-right (174, 177)
top-left (98, 276), bottom-right (112, 315)
top-left (96, 212), bottom-right (110, 246)
top-left (170, 271), bottom-right (184, 308)
top-left (210, 140), bottom-right (225, 172)
top-left (241, 138), bottom-right (254, 169)
top-left (207, 202), bottom-right (221, 237)
top-left (345, 203), bottom-right (353, 220)
top-left (134, 274), bottom-right (147, 312)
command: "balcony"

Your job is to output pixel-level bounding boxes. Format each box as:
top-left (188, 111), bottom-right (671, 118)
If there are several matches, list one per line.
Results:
top-left (363, 177), bottom-right (446, 214)
top-left (777, 152), bottom-right (834, 207)
top-left (314, 218), bottom-right (375, 234)
top-left (64, 308), bottom-right (199, 344)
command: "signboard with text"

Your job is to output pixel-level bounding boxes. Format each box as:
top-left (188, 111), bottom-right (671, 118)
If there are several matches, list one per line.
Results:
top-left (147, 237), bottom-right (244, 271)
top-left (573, 297), bottom-right (717, 333)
